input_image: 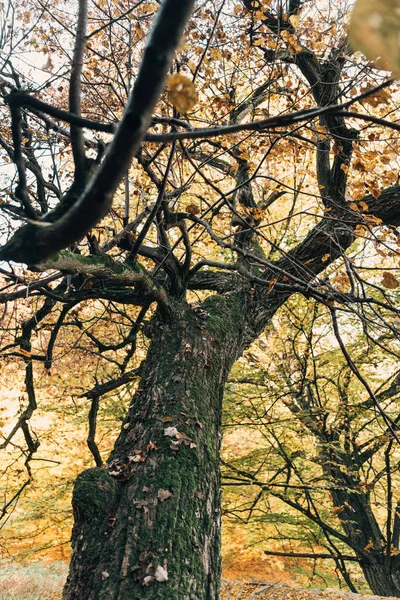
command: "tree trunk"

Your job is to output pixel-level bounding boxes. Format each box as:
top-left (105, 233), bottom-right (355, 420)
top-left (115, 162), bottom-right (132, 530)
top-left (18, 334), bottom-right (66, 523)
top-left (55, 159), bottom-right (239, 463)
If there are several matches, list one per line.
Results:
top-left (63, 296), bottom-right (249, 600)
top-left (361, 558), bottom-right (400, 597)
top-left (322, 454), bottom-right (400, 596)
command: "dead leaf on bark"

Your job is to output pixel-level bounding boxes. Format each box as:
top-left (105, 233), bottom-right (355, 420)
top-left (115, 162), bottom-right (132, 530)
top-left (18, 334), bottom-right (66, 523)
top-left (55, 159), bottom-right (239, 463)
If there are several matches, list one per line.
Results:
top-left (128, 452), bottom-right (145, 463)
top-left (146, 441), bottom-right (159, 451)
top-left (154, 564), bottom-right (168, 582)
top-left (157, 489), bottom-right (172, 501)
top-left (164, 426), bottom-right (178, 437)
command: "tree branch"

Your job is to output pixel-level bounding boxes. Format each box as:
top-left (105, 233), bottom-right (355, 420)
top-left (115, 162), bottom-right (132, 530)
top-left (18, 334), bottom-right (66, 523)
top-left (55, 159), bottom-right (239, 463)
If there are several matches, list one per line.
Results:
top-left (0, 0), bottom-right (195, 265)
top-left (263, 550), bottom-right (361, 561)
top-left (69, 0), bottom-right (88, 180)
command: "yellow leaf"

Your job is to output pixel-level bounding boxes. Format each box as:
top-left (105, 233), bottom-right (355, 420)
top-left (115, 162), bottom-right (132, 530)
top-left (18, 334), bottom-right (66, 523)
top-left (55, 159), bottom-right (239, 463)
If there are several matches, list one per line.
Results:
top-left (359, 200), bottom-right (369, 211)
top-left (367, 213), bottom-right (382, 223)
top-left (313, 124), bottom-right (328, 140)
top-left (350, 0), bottom-right (400, 78)
top-left (280, 30), bottom-right (302, 53)
top-left (253, 10), bottom-right (265, 20)
top-left (349, 202), bottom-right (359, 211)
top-left (355, 224), bottom-right (368, 236)
top-left (382, 271), bottom-right (400, 289)
top-left (289, 14), bottom-right (300, 28)
top-left (332, 506), bottom-right (344, 515)
top-left (321, 253), bottom-right (330, 262)
top-left (167, 73), bottom-right (198, 113)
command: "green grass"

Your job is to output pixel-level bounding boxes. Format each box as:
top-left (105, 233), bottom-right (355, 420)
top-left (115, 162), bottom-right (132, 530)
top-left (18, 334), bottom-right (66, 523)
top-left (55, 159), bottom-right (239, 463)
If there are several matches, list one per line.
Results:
top-left (0, 561), bottom-right (66, 600)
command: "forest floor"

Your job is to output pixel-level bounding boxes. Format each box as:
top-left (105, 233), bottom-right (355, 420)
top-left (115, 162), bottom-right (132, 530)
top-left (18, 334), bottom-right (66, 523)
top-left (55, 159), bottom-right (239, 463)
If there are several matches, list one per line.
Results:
top-left (221, 581), bottom-right (398, 600)
top-left (0, 564), bottom-right (398, 600)
top-left (38, 582), bottom-right (400, 600)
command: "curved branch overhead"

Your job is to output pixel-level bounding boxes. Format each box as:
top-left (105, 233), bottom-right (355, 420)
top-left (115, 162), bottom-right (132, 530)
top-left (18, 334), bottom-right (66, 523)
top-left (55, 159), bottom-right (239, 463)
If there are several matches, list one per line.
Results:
top-left (0, 0), bottom-right (195, 265)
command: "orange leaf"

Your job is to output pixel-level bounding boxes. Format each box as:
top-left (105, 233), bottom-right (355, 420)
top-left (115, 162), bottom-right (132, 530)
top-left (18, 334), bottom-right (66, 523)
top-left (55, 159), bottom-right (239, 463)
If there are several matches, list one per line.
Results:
top-left (186, 204), bottom-right (200, 215)
top-left (382, 272), bottom-right (400, 289)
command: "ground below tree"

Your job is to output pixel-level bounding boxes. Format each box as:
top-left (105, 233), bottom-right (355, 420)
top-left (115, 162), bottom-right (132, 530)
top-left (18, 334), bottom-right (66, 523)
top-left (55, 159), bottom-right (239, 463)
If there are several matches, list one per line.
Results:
top-left (38, 582), bottom-right (400, 600)
top-left (221, 582), bottom-right (400, 600)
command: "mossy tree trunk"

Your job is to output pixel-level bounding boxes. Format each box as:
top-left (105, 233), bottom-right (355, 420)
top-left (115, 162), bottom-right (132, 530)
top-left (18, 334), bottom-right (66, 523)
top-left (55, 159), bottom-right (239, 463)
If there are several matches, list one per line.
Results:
top-left (63, 294), bottom-right (259, 600)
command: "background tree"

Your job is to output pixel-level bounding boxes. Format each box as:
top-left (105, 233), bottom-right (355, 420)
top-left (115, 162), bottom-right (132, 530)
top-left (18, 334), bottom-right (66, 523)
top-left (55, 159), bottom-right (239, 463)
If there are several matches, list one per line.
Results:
top-left (223, 298), bottom-right (400, 595)
top-left (1, 0), bottom-right (400, 598)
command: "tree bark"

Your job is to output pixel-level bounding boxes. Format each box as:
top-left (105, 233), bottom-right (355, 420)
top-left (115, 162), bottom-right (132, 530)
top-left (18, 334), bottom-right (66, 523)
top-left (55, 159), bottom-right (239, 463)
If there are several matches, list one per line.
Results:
top-left (324, 462), bottom-right (400, 596)
top-left (63, 295), bottom-right (253, 600)
top-left (361, 559), bottom-right (400, 597)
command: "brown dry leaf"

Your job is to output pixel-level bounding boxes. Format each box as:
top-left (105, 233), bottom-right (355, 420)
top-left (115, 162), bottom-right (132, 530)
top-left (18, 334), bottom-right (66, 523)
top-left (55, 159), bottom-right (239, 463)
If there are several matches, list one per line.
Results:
top-left (369, 186), bottom-right (382, 198)
top-left (167, 73), bottom-right (198, 113)
top-left (362, 86), bottom-right (391, 107)
top-left (332, 506), bottom-right (345, 515)
top-left (364, 214), bottom-right (382, 224)
top-left (186, 204), bottom-right (200, 215)
top-left (146, 441), bottom-right (159, 452)
top-left (353, 158), bottom-right (365, 172)
top-left (381, 271), bottom-right (400, 289)
top-left (350, 0), bottom-right (400, 78)
top-left (161, 416), bottom-right (174, 423)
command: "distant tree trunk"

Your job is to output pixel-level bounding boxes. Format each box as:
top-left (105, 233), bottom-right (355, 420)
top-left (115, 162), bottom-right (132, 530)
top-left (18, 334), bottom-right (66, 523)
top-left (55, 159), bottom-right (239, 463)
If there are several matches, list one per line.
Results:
top-left (322, 454), bottom-right (400, 596)
top-left (63, 294), bottom-right (259, 600)
top-left (361, 561), bottom-right (400, 597)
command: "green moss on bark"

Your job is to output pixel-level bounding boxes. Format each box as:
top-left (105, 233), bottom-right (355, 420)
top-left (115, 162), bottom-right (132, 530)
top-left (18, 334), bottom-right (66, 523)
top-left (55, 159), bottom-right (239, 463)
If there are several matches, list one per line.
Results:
top-left (73, 467), bottom-right (120, 523)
